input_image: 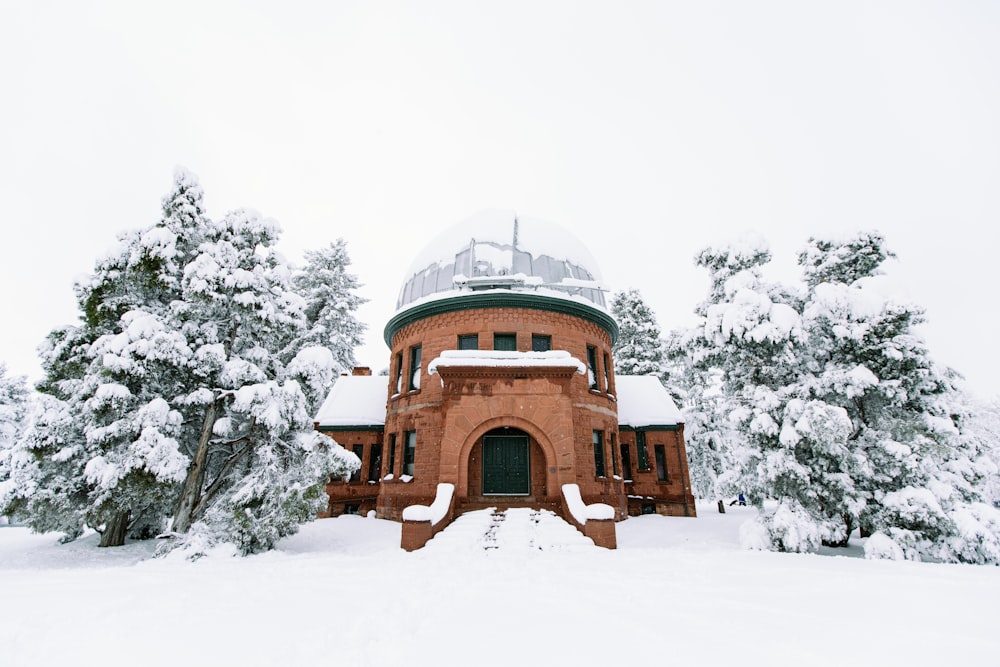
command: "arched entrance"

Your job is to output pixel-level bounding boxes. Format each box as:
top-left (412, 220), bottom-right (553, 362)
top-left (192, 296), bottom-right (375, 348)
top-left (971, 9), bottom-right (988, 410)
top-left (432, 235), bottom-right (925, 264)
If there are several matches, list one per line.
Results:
top-left (482, 428), bottom-right (530, 495)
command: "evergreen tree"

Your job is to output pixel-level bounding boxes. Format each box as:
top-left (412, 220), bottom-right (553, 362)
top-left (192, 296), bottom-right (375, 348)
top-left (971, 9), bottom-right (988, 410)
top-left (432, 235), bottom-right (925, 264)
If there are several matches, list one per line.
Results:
top-left (611, 288), bottom-right (666, 377)
top-left (799, 232), bottom-right (1000, 561)
top-left (168, 207), bottom-right (357, 552)
top-left (0, 364), bottom-right (29, 522)
top-left (6, 169), bottom-right (210, 546)
top-left (285, 240), bottom-right (368, 413)
top-left (0, 364), bottom-right (28, 464)
top-left (9, 169), bottom-right (360, 553)
top-left (677, 230), bottom-right (1000, 561)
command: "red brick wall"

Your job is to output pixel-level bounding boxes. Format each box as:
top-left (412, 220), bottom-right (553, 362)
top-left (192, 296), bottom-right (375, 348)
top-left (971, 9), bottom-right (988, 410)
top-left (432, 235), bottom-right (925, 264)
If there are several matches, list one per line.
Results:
top-left (318, 302), bottom-right (694, 524)
top-left (376, 305), bottom-right (627, 517)
top-left (620, 425), bottom-right (697, 517)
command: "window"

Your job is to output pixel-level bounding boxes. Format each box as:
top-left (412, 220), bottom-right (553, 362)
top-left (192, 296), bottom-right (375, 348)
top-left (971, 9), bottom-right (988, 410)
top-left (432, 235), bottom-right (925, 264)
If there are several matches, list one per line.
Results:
top-left (620, 442), bottom-right (633, 481)
top-left (408, 345), bottom-right (422, 390)
top-left (641, 503), bottom-right (656, 515)
top-left (611, 432), bottom-right (619, 477)
top-left (403, 430), bottom-right (416, 477)
top-left (531, 334), bottom-right (551, 352)
top-left (458, 334), bottom-right (479, 350)
top-left (367, 443), bottom-right (382, 483)
top-left (655, 444), bottom-right (669, 482)
top-left (587, 345), bottom-right (599, 390)
top-left (345, 504), bottom-right (361, 515)
top-left (350, 444), bottom-right (363, 482)
top-left (603, 352), bottom-right (611, 394)
top-left (494, 333), bottom-right (517, 351)
top-left (636, 431), bottom-right (650, 471)
top-left (387, 434), bottom-right (397, 477)
top-left (593, 430), bottom-right (606, 477)
top-left (394, 352), bottom-right (403, 394)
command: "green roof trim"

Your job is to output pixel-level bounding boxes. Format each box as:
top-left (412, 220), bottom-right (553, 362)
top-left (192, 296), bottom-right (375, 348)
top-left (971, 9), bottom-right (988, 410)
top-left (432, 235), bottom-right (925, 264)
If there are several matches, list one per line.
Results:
top-left (384, 292), bottom-right (619, 346)
top-left (317, 425), bottom-right (385, 433)
top-left (618, 424), bottom-right (681, 432)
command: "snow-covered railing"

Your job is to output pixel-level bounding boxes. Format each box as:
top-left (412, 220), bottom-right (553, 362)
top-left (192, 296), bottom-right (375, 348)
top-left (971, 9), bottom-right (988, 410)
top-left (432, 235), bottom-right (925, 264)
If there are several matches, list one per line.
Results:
top-left (561, 484), bottom-right (617, 549)
top-left (400, 483), bottom-right (457, 551)
top-left (401, 483), bottom-right (454, 527)
top-left (562, 484), bottom-right (615, 524)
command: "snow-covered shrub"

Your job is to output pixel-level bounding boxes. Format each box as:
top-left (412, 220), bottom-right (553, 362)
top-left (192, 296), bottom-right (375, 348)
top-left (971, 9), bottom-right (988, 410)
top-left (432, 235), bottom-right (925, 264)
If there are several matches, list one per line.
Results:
top-left (864, 531), bottom-right (907, 561)
top-left (743, 500), bottom-right (822, 553)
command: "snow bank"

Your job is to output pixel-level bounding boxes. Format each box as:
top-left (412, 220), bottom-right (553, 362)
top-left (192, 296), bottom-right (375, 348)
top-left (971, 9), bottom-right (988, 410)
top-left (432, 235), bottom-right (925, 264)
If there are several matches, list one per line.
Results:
top-left (561, 484), bottom-right (615, 525)
top-left (401, 483), bottom-right (454, 525)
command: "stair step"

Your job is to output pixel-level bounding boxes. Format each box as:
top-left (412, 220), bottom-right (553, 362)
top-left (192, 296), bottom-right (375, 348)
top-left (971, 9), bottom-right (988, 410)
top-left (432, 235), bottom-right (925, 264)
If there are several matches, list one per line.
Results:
top-left (421, 507), bottom-right (596, 554)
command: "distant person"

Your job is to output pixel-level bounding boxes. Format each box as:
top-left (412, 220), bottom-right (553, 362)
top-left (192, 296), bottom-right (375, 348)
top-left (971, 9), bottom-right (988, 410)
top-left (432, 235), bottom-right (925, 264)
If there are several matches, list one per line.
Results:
top-left (729, 492), bottom-right (746, 506)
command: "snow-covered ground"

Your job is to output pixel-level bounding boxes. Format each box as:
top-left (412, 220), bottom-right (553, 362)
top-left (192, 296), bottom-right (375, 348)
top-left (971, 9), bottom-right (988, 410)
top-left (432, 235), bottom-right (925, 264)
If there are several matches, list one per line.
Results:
top-left (2, 502), bottom-right (997, 667)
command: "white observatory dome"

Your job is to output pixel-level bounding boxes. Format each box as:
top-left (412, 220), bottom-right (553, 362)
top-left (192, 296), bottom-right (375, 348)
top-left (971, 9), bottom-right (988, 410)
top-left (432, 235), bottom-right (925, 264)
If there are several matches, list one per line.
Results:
top-left (396, 209), bottom-right (606, 311)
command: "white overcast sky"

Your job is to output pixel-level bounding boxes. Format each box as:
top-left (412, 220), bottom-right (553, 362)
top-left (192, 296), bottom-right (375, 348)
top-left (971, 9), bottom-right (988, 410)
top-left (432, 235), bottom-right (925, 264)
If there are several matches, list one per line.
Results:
top-left (1, 1), bottom-right (998, 398)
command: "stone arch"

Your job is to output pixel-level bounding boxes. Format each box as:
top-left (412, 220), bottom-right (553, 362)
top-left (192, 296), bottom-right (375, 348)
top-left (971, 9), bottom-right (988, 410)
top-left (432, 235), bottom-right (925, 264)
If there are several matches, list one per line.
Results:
top-left (455, 415), bottom-right (558, 499)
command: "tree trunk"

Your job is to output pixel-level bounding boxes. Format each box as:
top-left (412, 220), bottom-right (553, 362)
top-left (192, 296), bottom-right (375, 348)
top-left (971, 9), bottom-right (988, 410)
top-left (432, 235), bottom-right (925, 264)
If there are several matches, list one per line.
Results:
top-left (99, 510), bottom-right (130, 548)
top-left (172, 399), bottom-right (219, 534)
top-left (717, 499), bottom-right (726, 514)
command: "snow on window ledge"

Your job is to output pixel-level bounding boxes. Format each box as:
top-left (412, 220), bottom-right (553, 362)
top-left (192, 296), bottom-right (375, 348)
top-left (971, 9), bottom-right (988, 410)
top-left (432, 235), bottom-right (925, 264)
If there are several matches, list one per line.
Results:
top-left (382, 474), bottom-right (394, 481)
top-left (399, 474), bottom-right (413, 483)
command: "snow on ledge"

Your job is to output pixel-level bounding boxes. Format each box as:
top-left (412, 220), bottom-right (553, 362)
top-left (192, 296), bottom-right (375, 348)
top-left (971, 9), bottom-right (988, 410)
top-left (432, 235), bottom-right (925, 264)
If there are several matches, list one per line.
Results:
top-left (402, 483), bottom-right (455, 525)
top-left (428, 349), bottom-right (587, 375)
top-left (561, 484), bottom-right (615, 524)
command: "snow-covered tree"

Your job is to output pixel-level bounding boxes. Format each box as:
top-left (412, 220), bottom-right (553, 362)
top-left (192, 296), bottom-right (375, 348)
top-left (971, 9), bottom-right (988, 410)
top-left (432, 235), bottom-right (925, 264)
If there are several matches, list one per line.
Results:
top-left (285, 240), bottom-right (368, 413)
top-left (289, 241), bottom-right (367, 370)
top-left (677, 229), bottom-right (1000, 561)
top-left (0, 364), bottom-right (28, 463)
top-left (686, 237), bottom-right (860, 549)
top-left (612, 288), bottom-right (666, 376)
top-left (798, 232), bottom-right (1000, 562)
top-left (167, 207), bottom-right (358, 552)
top-left (10, 169), bottom-right (361, 553)
top-left (8, 169), bottom-right (210, 546)
top-left (0, 364), bottom-right (29, 523)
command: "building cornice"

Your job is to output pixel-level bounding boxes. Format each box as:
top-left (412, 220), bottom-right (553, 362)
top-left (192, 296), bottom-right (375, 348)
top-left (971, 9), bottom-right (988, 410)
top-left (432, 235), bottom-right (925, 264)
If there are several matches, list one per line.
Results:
top-left (384, 292), bottom-right (619, 347)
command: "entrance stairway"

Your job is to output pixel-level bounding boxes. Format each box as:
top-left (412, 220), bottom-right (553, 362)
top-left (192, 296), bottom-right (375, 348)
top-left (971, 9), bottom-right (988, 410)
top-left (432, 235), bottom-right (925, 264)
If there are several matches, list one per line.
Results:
top-left (421, 507), bottom-right (597, 553)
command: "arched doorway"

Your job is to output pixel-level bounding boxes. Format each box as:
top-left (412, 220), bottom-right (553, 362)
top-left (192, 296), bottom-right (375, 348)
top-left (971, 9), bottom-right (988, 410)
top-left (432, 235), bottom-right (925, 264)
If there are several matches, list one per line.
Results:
top-left (482, 427), bottom-right (531, 495)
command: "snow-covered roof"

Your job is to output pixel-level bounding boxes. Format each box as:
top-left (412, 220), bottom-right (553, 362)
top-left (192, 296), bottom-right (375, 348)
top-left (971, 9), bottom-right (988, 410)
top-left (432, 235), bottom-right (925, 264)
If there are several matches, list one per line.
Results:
top-left (428, 350), bottom-right (587, 375)
top-left (615, 375), bottom-right (684, 427)
top-left (313, 370), bottom-right (682, 430)
top-left (396, 209), bottom-right (607, 311)
top-left (314, 375), bottom-right (387, 428)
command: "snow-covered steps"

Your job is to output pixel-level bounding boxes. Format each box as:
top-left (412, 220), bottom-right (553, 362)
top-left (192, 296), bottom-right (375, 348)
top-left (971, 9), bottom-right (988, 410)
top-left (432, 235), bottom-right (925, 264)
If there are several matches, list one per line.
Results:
top-left (421, 507), bottom-right (596, 554)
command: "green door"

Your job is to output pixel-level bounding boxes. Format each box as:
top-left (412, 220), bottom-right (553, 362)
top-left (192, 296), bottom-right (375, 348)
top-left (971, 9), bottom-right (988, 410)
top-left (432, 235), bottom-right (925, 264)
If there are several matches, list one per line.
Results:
top-left (482, 435), bottom-right (530, 495)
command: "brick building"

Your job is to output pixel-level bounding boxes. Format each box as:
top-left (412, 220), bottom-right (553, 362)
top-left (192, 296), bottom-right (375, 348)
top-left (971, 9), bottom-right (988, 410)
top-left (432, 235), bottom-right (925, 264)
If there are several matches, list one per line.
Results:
top-left (315, 211), bottom-right (696, 546)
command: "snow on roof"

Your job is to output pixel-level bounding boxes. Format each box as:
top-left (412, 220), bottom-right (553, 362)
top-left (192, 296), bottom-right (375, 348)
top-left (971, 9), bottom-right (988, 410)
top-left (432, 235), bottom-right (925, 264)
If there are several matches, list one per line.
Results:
top-left (428, 350), bottom-right (587, 375)
top-left (396, 209), bottom-right (607, 311)
top-left (313, 369), bottom-right (682, 430)
top-left (615, 375), bottom-right (684, 427)
top-left (314, 375), bottom-right (387, 427)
